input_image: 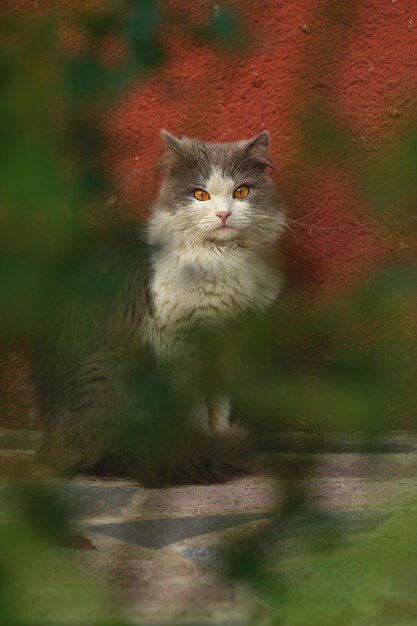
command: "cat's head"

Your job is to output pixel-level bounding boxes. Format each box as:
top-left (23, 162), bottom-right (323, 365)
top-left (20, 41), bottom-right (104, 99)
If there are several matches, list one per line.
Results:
top-left (150, 131), bottom-right (285, 248)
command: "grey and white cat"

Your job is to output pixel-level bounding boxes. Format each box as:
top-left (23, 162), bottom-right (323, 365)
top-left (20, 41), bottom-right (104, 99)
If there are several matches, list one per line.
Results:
top-left (36, 131), bottom-right (286, 486)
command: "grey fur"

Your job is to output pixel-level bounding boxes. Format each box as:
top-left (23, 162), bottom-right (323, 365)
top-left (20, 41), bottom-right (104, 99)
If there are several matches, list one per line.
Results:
top-left (157, 131), bottom-right (276, 212)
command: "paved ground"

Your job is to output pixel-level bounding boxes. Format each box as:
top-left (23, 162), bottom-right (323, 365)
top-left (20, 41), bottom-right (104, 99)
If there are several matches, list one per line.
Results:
top-left (2, 430), bottom-right (417, 625)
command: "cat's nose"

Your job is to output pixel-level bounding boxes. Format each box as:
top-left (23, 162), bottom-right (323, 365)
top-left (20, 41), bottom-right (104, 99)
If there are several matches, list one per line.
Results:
top-left (216, 211), bottom-right (231, 225)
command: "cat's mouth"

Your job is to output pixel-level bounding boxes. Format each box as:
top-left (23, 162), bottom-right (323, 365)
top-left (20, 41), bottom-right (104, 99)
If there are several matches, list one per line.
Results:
top-left (209, 224), bottom-right (238, 241)
top-left (215, 224), bottom-right (234, 230)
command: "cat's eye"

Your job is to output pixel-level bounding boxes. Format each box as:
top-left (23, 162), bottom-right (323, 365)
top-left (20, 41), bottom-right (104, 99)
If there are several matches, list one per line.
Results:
top-left (193, 189), bottom-right (210, 201)
top-left (233, 185), bottom-right (250, 199)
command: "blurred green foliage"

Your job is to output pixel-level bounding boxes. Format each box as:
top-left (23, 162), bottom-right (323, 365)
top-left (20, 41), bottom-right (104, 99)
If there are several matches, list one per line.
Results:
top-left (225, 501), bottom-right (417, 626)
top-left (0, 0), bottom-right (243, 342)
top-left (303, 107), bottom-right (417, 223)
top-left (0, 482), bottom-right (122, 625)
top-left (1, 0), bottom-right (417, 625)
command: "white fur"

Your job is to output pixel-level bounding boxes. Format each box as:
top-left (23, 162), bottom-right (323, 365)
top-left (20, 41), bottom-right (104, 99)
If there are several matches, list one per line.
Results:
top-left (146, 240), bottom-right (281, 354)
top-left (145, 168), bottom-right (283, 356)
top-left (143, 167), bottom-right (284, 427)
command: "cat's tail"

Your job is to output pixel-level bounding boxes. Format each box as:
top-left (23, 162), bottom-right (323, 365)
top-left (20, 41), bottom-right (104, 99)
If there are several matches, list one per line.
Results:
top-left (39, 424), bottom-right (252, 487)
top-left (102, 425), bottom-right (252, 487)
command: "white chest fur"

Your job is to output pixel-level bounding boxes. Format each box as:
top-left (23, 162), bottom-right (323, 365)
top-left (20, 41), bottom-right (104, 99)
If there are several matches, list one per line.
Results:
top-left (146, 244), bottom-right (281, 355)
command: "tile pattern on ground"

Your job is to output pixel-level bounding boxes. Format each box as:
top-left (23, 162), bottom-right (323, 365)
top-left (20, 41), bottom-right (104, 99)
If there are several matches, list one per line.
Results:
top-left (2, 429), bottom-right (417, 624)
top-left (89, 512), bottom-right (270, 549)
top-left (58, 484), bottom-right (139, 520)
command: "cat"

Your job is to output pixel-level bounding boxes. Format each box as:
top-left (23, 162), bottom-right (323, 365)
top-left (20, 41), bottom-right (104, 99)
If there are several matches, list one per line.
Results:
top-left (35, 130), bottom-right (286, 486)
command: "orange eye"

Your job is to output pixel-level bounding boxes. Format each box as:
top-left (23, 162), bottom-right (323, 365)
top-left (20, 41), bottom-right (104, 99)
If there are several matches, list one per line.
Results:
top-left (233, 185), bottom-right (250, 199)
top-left (193, 189), bottom-right (210, 201)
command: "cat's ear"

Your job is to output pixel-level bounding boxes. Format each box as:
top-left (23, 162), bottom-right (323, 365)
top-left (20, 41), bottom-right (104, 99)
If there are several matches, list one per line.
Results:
top-left (245, 131), bottom-right (274, 169)
top-left (157, 130), bottom-right (187, 176)
top-left (160, 130), bottom-right (187, 156)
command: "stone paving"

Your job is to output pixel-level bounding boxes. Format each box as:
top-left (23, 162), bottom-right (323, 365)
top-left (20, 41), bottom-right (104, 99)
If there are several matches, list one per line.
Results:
top-left (2, 430), bottom-right (417, 624)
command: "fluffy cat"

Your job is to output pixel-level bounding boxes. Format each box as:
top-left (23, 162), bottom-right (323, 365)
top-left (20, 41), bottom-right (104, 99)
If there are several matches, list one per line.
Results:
top-left (35, 130), bottom-right (286, 486)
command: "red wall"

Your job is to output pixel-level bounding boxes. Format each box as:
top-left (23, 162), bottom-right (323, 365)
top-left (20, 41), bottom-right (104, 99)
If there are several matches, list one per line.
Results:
top-left (106, 0), bottom-right (417, 293)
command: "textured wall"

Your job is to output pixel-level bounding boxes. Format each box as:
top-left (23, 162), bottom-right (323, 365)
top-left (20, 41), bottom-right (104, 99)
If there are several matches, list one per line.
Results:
top-left (106, 0), bottom-right (417, 291)
top-left (2, 0), bottom-right (417, 428)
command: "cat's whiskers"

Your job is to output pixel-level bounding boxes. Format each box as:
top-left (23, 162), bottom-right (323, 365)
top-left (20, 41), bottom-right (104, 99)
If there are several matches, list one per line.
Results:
top-left (285, 216), bottom-right (339, 232)
top-left (281, 222), bottom-right (300, 253)
top-left (244, 218), bottom-right (300, 253)
top-left (289, 207), bottom-right (323, 223)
